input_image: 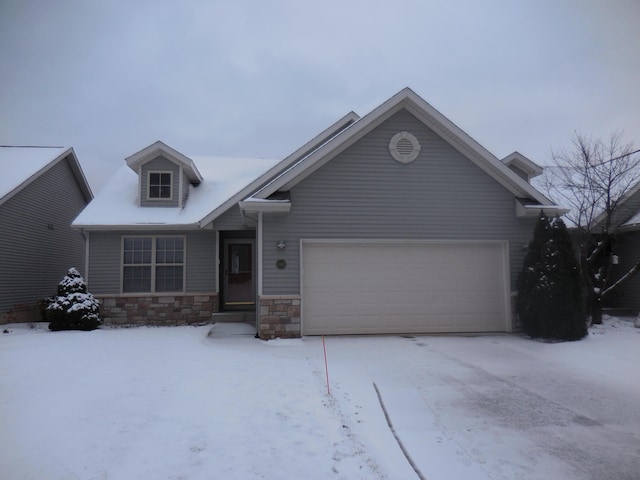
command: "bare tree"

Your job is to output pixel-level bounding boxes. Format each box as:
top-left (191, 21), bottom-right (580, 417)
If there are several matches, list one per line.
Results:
top-left (541, 132), bottom-right (640, 324)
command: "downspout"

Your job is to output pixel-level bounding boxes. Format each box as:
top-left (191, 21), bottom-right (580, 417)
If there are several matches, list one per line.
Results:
top-left (83, 230), bottom-right (90, 288)
top-left (256, 212), bottom-right (263, 332)
top-left (215, 230), bottom-right (220, 299)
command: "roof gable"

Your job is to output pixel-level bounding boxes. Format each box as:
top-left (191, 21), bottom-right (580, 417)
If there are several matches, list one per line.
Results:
top-left (0, 146), bottom-right (93, 207)
top-left (501, 151), bottom-right (543, 180)
top-left (252, 88), bottom-right (553, 207)
top-left (126, 141), bottom-right (203, 185)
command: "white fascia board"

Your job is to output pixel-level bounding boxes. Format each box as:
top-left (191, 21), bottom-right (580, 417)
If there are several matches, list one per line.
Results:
top-left (197, 111), bottom-right (359, 227)
top-left (71, 222), bottom-right (202, 231)
top-left (239, 198), bottom-right (291, 214)
top-left (515, 200), bottom-right (570, 218)
top-left (615, 222), bottom-right (640, 233)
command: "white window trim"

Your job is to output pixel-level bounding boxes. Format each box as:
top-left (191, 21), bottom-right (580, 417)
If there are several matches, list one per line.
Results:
top-left (121, 235), bottom-right (187, 294)
top-left (147, 170), bottom-right (174, 201)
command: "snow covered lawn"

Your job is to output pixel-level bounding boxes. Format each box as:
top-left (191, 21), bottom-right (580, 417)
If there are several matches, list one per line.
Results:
top-left (1, 318), bottom-right (639, 480)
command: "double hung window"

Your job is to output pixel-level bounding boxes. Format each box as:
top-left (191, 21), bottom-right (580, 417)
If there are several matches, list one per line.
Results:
top-left (148, 172), bottom-right (172, 200)
top-left (123, 236), bottom-right (184, 293)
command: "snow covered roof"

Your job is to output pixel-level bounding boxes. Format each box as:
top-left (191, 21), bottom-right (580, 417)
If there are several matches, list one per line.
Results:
top-left (0, 146), bottom-right (93, 206)
top-left (72, 156), bottom-right (281, 229)
top-left (74, 111), bottom-right (360, 230)
top-left (73, 88), bottom-right (565, 230)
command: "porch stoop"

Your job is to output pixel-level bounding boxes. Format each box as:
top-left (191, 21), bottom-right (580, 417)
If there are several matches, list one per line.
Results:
top-left (211, 311), bottom-right (256, 324)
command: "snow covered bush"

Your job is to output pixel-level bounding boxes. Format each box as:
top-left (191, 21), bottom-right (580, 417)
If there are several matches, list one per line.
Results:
top-left (47, 268), bottom-right (101, 331)
top-left (516, 213), bottom-right (587, 341)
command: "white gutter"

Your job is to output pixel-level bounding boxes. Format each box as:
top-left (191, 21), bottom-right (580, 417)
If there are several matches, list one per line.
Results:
top-left (239, 198), bottom-right (292, 214)
top-left (515, 200), bottom-right (569, 218)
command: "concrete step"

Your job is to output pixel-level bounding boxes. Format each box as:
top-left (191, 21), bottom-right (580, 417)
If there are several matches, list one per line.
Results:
top-left (208, 322), bottom-right (256, 338)
top-left (211, 311), bottom-right (256, 324)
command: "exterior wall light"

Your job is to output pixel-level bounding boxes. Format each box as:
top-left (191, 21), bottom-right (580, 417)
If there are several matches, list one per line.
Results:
top-left (277, 240), bottom-right (287, 250)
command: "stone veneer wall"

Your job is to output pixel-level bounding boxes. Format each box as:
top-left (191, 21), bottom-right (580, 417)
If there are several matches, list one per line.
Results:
top-left (0, 304), bottom-right (42, 325)
top-left (259, 295), bottom-right (301, 339)
top-left (98, 294), bottom-right (219, 326)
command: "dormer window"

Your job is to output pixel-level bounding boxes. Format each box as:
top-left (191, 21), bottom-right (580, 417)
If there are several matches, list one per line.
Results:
top-left (125, 141), bottom-right (203, 208)
top-left (148, 171), bottom-right (172, 200)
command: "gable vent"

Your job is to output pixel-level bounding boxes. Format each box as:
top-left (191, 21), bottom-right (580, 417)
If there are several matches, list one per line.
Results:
top-left (389, 131), bottom-right (421, 164)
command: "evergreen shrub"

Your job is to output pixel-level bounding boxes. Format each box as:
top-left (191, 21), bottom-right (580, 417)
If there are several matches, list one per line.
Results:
top-left (47, 267), bottom-right (101, 331)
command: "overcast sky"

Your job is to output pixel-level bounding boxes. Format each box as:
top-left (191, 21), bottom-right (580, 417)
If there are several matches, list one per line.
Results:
top-left (2, 0), bottom-right (639, 193)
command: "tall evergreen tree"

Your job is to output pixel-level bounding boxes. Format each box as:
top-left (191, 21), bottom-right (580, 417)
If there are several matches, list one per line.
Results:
top-left (517, 213), bottom-right (587, 341)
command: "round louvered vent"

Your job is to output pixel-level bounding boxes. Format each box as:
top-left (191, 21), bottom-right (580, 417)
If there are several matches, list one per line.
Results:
top-left (389, 131), bottom-right (421, 163)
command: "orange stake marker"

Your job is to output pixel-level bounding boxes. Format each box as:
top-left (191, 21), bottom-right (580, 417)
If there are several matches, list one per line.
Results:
top-left (322, 335), bottom-right (330, 396)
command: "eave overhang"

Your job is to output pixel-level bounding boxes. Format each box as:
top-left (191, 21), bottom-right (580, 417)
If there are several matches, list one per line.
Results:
top-left (72, 222), bottom-right (203, 232)
top-left (502, 151), bottom-right (543, 179)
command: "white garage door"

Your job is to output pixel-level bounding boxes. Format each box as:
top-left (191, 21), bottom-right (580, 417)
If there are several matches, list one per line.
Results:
top-left (302, 241), bottom-right (509, 335)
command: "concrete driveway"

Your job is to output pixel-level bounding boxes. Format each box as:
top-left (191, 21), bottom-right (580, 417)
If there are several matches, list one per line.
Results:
top-left (315, 319), bottom-right (640, 480)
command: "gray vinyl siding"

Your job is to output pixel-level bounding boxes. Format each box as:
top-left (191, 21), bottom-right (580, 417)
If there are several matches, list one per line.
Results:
top-left (140, 156), bottom-right (181, 207)
top-left (211, 204), bottom-right (252, 231)
top-left (604, 230), bottom-right (640, 313)
top-left (87, 230), bottom-right (217, 294)
top-left (181, 169), bottom-right (191, 205)
top-left (262, 109), bottom-right (537, 295)
top-left (0, 157), bottom-right (89, 314)
top-left (611, 188), bottom-right (640, 229)
top-left (186, 231), bottom-right (218, 292)
top-left (85, 231), bottom-right (122, 293)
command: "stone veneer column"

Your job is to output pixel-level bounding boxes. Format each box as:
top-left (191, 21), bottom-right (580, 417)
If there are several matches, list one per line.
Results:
top-left (258, 295), bottom-right (301, 339)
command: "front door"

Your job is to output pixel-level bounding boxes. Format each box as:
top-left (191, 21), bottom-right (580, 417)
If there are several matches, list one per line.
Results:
top-left (223, 239), bottom-right (256, 309)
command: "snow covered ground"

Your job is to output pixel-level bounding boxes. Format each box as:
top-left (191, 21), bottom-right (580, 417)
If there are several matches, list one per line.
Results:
top-left (1, 317), bottom-right (639, 480)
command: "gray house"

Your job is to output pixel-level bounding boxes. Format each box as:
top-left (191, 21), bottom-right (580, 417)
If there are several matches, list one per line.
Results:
top-left (595, 181), bottom-right (640, 314)
top-left (0, 146), bottom-right (93, 323)
top-left (73, 88), bottom-right (562, 338)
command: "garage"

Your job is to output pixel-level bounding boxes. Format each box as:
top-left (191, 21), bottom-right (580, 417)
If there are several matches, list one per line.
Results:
top-left (301, 240), bottom-right (510, 335)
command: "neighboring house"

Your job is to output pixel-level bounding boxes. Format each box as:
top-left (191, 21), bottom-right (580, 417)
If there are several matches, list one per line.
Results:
top-left (72, 88), bottom-right (562, 338)
top-left (593, 181), bottom-right (640, 314)
top-left (0, 146), bottom-right (93, 324)
top-left (534, 164), bottom-right (640, 315)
